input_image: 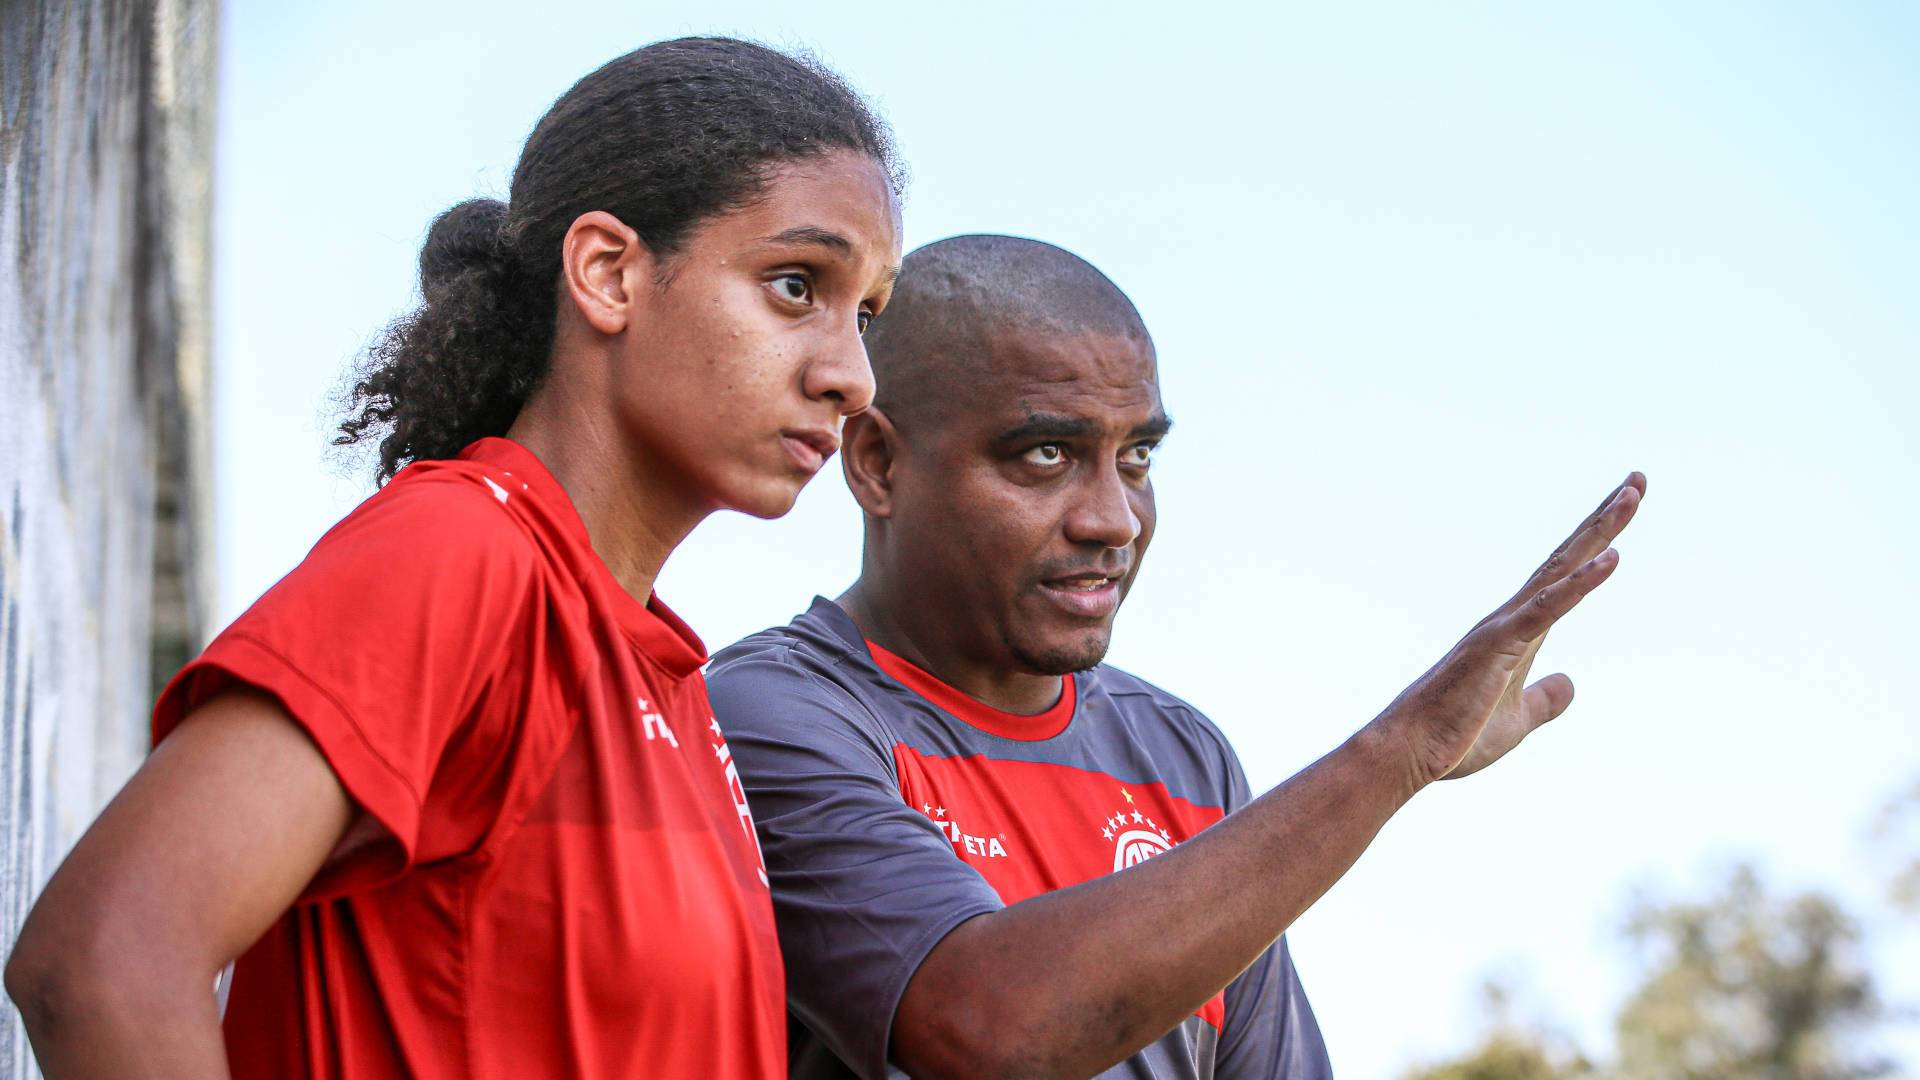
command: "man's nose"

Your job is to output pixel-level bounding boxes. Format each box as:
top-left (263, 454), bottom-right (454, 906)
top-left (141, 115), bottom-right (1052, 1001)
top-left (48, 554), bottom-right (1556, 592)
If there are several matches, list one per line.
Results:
top-left (802, 320), bottom-right (877, 416)
top-left (1063, 463), bottom-right (1142, 550)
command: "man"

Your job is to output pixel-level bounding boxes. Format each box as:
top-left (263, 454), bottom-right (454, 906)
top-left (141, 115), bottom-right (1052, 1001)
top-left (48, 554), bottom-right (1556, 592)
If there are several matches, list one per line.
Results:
top-left (707, 235), bottom-right (1643, 1079)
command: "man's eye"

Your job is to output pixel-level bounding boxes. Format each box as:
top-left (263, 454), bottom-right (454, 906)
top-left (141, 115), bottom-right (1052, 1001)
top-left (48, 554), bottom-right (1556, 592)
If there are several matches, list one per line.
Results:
top-left (1123, 444), bottom-right (1156, 468)
top-left (773, 274), bottom-right (812, 303)
top-left (1025, 444), bottom-right (1066, 466)
top-left (857, 309), bottom-right (873, 335)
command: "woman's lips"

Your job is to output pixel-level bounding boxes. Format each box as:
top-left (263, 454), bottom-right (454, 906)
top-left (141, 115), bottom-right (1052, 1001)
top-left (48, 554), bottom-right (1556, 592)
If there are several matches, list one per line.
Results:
top-left (780, 430), bottom-right (839, 474)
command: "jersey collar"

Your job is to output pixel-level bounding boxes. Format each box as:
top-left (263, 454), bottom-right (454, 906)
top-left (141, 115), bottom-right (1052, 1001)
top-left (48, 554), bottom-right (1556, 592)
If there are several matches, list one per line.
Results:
top-left (456, 437), bottom-right (707, 679)
top-left (862, 636), bottom-right (1076, 742)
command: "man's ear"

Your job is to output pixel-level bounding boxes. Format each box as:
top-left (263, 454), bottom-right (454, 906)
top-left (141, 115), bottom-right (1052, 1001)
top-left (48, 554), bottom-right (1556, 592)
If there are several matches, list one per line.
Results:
top-left (842, 407), bottom-right (900, 519)
top-left (560, 210), bottom-right (650, 336)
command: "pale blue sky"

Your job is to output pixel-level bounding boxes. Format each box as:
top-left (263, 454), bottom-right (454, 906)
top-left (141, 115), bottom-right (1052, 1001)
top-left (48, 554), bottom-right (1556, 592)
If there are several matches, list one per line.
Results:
top-left (215, 3), bottom-right (1918, 1074)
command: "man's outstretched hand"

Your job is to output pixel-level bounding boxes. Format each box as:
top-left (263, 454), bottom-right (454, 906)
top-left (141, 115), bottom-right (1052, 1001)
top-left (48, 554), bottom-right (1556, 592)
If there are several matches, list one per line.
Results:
top-left (1382, 472), bottom-right (1646, 786)
top-left (882, 472), bottom-right (1647, 1080)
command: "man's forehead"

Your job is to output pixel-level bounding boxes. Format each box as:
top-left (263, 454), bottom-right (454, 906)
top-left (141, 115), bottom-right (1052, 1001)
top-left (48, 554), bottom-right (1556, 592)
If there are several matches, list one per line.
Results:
top-left (864, 235), bottom-right (1163, 438)
top-left (980, 324), bottom-right (1156, 388)
top-left (962, 329), bottom-right (1164, 437)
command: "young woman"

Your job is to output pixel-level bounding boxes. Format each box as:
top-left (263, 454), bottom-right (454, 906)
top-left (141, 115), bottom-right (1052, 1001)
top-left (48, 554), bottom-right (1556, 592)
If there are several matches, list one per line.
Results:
top-left (5, 37), bottom-right (902, 1079)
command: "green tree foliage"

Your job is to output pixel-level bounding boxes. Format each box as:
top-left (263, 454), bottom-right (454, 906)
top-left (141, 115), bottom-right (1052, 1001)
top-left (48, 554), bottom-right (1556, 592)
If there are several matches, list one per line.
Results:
top-left (1404, 866), bottom-right (1894, 1080)
top-left (1873, 780), bottom-right (1920, 914)
top-left (1401, 983), bottom-right (1594, 1080)
top-left (1401, 1035), bottom-right (1586, 1080)
top-left (1611, 865), bottom-right (1889, 1080)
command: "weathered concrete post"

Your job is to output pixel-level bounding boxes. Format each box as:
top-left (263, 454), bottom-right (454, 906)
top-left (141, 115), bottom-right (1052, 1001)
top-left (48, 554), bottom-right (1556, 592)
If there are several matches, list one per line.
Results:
top-left (0, 0), bottom-right (217, 1072)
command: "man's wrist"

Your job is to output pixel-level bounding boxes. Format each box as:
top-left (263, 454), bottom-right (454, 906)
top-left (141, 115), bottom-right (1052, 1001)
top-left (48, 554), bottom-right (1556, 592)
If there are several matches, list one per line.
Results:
top-left (1351, 712), bottom-right (1431, 806)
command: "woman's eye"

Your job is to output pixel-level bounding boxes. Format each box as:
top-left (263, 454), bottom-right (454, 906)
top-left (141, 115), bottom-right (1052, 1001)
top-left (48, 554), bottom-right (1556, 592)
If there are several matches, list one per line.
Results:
top-left (1025, 444), bottom-right (1066, 466)
top-left (857, 309), bottom-right (873, 335)
top-left (774, 275), bottom-right (812, 303)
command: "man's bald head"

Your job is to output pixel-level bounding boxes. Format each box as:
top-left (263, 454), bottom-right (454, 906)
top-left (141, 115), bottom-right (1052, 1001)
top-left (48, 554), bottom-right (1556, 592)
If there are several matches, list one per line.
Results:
top-left (842, 234), bottom-right (1164, 680)
top-left (864, 234), bottom-right (1153, 431)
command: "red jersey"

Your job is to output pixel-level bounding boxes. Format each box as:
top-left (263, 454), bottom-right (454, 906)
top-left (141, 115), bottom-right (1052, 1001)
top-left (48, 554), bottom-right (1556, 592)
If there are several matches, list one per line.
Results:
top-left (153, 438), bottom-right (784, 1079)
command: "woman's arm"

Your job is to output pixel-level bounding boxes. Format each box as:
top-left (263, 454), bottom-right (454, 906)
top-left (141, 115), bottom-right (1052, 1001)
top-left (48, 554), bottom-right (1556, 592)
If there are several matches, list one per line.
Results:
top-left (5, 687), bottom-right (353, 1078)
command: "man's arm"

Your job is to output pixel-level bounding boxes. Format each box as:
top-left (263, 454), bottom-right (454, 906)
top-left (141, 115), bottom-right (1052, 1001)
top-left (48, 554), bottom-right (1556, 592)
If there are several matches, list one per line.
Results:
top-left (892, 474), bottom-right (1645, 1080)
top-left (4, 688), bottom-right (353, 1078)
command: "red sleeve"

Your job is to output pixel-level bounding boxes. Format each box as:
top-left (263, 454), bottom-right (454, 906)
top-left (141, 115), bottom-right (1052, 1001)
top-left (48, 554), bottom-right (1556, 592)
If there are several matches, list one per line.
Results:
top-left (152, 472), bottom-right (539, 897)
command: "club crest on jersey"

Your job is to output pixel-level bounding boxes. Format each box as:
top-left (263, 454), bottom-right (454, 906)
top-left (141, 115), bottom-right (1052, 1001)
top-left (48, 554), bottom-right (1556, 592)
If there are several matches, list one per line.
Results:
top-left (1100, 787), bottom-right (1174, 872)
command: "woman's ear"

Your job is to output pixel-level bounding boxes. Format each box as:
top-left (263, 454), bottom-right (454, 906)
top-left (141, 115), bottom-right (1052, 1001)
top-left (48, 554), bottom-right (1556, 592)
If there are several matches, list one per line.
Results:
top-left (560, 211), bottom-right (649, 336)
top-left (841, 407), bottom-right (899, 519)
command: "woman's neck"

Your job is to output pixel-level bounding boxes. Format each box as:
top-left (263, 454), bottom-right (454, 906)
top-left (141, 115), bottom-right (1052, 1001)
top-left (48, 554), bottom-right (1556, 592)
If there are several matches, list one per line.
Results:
top-left (505, 387), bottom-right (708, 604)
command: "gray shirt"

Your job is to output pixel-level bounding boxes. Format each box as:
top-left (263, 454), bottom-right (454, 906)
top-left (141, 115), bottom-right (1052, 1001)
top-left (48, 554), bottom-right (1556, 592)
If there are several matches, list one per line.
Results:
top-left (708, 598), bottom-right (1333, 1080)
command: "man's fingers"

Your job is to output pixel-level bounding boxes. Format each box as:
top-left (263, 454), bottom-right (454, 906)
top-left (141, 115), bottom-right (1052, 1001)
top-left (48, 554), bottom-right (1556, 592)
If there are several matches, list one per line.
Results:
top-left (1583, 473), bottom-right (1638, 525)
top-left (1507, 547), bottom-right (1620, 641)
top-left (1546, 474), bottom-right (1642, 571)
top-left (1522, 473), bottom-right (1645, 595)
top-left (1553, 474), bottom-right (1636, 557)
top-left (1521, 673), bottom-right (1575, 729)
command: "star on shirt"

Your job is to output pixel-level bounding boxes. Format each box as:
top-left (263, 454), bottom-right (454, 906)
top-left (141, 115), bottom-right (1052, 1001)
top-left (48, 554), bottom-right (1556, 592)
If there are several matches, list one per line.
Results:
top-left (1122, 788), bottom-right (1134, 804)
top-left (1131, 810), bottom-right (1144, 823)
top-left (1102, 827), bottom-right (1114, 841)
top-left (934, 807), bottom-right (947, 818)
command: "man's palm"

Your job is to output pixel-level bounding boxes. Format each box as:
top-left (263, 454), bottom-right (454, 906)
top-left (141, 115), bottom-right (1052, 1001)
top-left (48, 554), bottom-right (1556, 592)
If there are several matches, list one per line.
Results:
top-left (1442, 636), bottom-right (1552, 780)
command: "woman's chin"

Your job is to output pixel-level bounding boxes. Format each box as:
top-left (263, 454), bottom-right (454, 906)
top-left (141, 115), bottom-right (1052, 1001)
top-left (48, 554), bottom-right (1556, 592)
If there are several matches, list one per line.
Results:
top-left (725, 478), bottom-right (807, 521)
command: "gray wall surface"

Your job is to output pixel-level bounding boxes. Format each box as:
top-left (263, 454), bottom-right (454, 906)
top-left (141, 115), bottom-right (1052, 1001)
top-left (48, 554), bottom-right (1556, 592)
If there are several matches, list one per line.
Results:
top-left (0, 0), bottom-right (215, 1073)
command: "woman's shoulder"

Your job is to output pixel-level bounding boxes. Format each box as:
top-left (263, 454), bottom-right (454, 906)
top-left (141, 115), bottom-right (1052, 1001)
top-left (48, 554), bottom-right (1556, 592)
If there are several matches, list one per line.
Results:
top-left (273, 459), bottom-right (548, 607)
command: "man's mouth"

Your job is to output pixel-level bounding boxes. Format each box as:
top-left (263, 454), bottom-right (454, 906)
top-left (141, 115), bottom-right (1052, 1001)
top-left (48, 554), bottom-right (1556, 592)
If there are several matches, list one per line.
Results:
top-left (1037, 571), bottom-right (1126, 618)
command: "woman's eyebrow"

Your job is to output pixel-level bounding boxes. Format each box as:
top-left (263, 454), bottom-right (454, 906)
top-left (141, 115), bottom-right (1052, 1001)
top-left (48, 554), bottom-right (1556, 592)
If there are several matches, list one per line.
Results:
top-left (758, 226), bottom-right (899, 293)
top-left (757, 225), bottom-right (851, 254)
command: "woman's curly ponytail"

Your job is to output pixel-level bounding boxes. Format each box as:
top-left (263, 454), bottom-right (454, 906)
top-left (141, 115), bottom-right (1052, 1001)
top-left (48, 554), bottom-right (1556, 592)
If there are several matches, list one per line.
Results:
top-left (337, 198), bottom-right (556, 481)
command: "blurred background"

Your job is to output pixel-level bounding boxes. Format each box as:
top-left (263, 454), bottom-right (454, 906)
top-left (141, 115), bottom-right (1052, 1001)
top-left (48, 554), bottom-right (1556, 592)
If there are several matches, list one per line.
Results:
top-left (3, 2), bottom-right (1915, 1077)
